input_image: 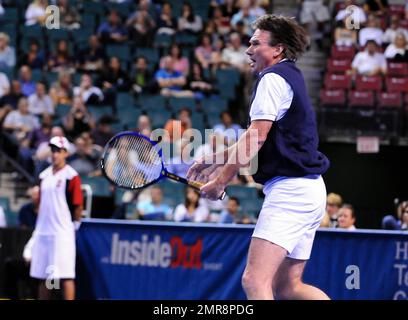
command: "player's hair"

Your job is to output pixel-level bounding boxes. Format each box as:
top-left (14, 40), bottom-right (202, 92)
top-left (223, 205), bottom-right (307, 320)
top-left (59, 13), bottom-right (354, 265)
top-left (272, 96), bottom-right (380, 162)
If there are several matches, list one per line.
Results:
top-left (251, 14), bottom-right (308, 60)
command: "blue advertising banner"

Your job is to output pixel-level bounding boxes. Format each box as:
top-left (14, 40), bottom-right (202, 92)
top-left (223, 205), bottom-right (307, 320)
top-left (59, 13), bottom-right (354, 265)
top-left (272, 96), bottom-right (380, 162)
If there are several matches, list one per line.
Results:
top-left (76, 219), bottom-right (408, 300)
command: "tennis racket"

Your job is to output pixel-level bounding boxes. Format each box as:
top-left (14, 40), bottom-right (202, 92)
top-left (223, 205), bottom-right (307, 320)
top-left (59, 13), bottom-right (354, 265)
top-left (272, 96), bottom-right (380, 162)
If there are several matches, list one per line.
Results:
top-left (100, 131), bottom-right (226, 200)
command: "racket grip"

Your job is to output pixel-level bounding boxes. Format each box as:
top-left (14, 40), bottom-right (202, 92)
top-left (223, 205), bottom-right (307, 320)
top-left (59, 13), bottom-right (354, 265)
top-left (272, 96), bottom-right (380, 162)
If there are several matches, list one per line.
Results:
top-left (187, 180), bottom-right (226, 201)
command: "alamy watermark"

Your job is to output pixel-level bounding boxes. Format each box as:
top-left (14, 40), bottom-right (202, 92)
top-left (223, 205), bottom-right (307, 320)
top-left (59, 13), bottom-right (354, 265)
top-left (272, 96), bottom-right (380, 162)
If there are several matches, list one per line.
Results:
top-left (45, 5), bottom-right (60, 29)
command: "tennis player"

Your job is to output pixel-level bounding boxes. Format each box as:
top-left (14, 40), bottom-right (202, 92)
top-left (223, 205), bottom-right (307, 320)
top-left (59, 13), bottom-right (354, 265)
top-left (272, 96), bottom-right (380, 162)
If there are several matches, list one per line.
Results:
top-left (30, 136), bottom-right (83, 300)
top-left (187, 14), bottom-right (330, 300)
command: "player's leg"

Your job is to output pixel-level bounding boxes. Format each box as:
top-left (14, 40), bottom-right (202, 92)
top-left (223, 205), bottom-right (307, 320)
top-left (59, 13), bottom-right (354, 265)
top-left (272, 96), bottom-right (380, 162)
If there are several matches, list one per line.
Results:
top-left (273, 257), bottom-right (330, 300)
top-left (38, 281), bottom-right (52, 300)
top-left (62, 279), bottom-right (75, 300)
top-left (242, 237), bottom-right (287, 300)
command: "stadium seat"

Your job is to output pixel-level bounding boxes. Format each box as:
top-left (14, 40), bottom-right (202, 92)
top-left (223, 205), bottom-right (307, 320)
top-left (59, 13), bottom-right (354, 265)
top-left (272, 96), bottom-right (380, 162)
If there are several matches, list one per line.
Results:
top-left (55, 104), bottom-right (71, 118)
top-left (116, 92), bottom-right (135, 109)
top-left (387, 62), bottom-right (408, 77)
top-left (191, 113), bottom-right (205, 131)
top-left (226, 185), bottom-right (259, 201)
top-left (168, 97), bottom-right (197, 111)
top-left (216, 68), bottom-right (241, 87)
top-left (0, 197), bottom-right (10, 212)
top-left (201, 98), bottom-right (228, 114)
top-left (117, 106), bottom-right (141, 128)
top-left (135, 47), bottom-right (160, 64)
top-left (348, 90), bottom-right (375, 108)
top-left (326, 59), bottom-right (351, 74)
top-left (83, 1), bottom-right (105, 15)
top-left (324, 74), bottom-right (352, 90)
top-left (79, 13), bottom-right (97, 30)
top-left (355, 75), bottom-right (383, 92)
top-left (175, 32), bottom-right (198, 47)
top-left (80, 176), bottom-right (112, 197)
top-left (386, 77), bottom-right (408, 93)
top-left (106, 44), bottom-right (131, 63)
top-left (46, 28), bottom-right (70, 42)
top-left (3, 8), bottom-right (19, 23)
top-left (146, 109), bottom-right (172, 129)
top-left (377, 92), bottom-right (402, 109)
top-left (153, 33), bottom-right (173, 48)
top-left (87, 105), bottom-right (113, 121)
top-left (331, 45), bottom-right (355, 60)
top-left (105, 1), bottom-right (132, 17)
top-left (207, 113), bottom-right (221, 128)
top-left (319, 89), bottom-right (346, 107)
top-left (138, 94), bottom-right (167, 112)
top-left (240, 198), bottom-right (263, 218)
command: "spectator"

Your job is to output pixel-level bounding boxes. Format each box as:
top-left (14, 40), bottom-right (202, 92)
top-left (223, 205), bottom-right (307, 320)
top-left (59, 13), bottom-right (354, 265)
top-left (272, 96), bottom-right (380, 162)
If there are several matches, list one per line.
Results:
top-left (19, 65), bottom-right (36, 97)
top-left (73, 73), bottom-right (104, 105)
top-left (248, 0), bottom-right (266, 18)
top-left (195, 33), bottom-right (221, 70)
top-left (337, 204), bottom-right (357, 230)
top-left (382, 201), bottom-right (408, 230)
top-left (231, 2), bottom-right (257, 37)
top-left (213, 111), bottom-right (243, 143)
top-left (187, 62), bottom-right (215, 98)
top-left (97, 10), bottom-right (128, 45)
top-left (221, 32), bottom-right (250, 72)
top-left (350, 40), bottom-right (387, 76)
top-left (359, 15), bottom-right (384, 47)
top-left (136, 186), bottom-right (172, 220)
top-left (131, 56), bottom-right (154, 95)
top-left (76, 35), bottom-right (106, 73)
top-left (98, 56), bottom-right (131, 93)
top-left (156, 1), bottom-right (177, 35)
top-left (58, 0), bottom-right (81, 30)
top-left (154, 56), bottom-right (187, 97)
top-left (19, 39), bottom-right (46, 70)
top-left (178, 2), bottom-right (203, 34)
top-left (49, 70), bottom-right (73, 105)
top-left (382, 15), bottom-right (408, 45)
top-left (218, 197), bottom-right (240, 223)
top-left (25, 0), bottom-right (48, 26)
top-left (173, 187), bottom-right (209, 222)
top-left (334, 20), bottom-right (358, 47)
top-left (363, 0), bottom-right (389, 16)
top-left (91, 115), bottom-right (115, 147)
top-left (0, 80), bottom-right (24, 109)
top-left (320, 193), bottom-right (343, 228)
top-left (384, 32), bottom-right (408, 61)
top-left (132, 114), bottom-right (152, 135)
top-left (62, 96), bottom-right (95, 140)
top-left (47, 39), bottom-right (74, 73)
top-left (335, 0), bottom-right (367, 26)
top-left (0, 33), bottom-right (16, 70)
top-left (0, 70), bottom-right (9, 98)
top-left (164, 107), bottom-right (192, 142)
top-left (160, 43), bottom-right (190, 76)
top-left (126, 0), bottom-right (156, 46)
top-left (18, 186), bottom-right (39, 229)
top-left (67, 135), bottom-right (101, 177)
top-left (27, 81), bottom-right (54, 116)
top-left (0, 204), bottom-right (6, 227)
top-left (211, 5), bottom-right (232, 36)
top-left (3, 97), bottom-right (40, 142)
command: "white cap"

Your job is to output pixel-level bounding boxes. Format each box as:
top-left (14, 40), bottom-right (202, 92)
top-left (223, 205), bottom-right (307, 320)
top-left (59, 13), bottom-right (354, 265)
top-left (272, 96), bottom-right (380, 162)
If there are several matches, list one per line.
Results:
top-left (49, 136), bottom-right (69, 150)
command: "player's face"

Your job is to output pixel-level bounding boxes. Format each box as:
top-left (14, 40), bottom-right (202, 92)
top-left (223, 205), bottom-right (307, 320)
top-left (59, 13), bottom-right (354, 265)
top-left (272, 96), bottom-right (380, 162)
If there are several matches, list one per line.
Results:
top-left (51, 146), bottom-right (68, 168)
top-left (246, 29), bottom-right (282, 73)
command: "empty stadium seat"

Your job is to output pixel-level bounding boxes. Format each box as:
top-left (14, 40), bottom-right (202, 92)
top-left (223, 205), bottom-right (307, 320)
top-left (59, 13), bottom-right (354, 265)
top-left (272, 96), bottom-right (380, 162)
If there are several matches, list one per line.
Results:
top-left (201, 98), bottom-right (228, 114)
top-left (81, 176), bottom-right (112, 197)
top-left (327, 59), bottom-right (351, 74)
top-left (331, 45), bottom-right (355, 60)
top-left (106, 44), bottom-right (131, 63)
top-left (377, 92), bottom-right (402, 109)
top-left (0, 197), bottom-right (10, 212)
top-left (116, 92), bottom-right (135, 109)
top-left (386, 77), bottom-right (408, 93)
top-left (138, 94), bottom-right (167, 112)
top-left (135, 47), bottom-right (160, 63)
top-left (226, 185), bottom-right (259, 201)
top-left (355, 75), bottom-right (383, 92)
top-left (387, 62), bottom-right (408, 77)
top-left (324, 74), bottom-right (352, 90)
top-left (168, 97), bottom-right (196, 111)
top-left (319, 89), bottom-right (346, 107)
top-left (146, 109), bottom-right (172, 129)
top-left (348, 90), bottom-right (375, 108)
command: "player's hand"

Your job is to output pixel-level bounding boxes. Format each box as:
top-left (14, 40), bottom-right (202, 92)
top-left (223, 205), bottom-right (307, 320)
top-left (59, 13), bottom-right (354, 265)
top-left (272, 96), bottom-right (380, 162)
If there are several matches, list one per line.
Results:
top-left (186, 157), bottom-right (213, 182)
top-left (200, 178), bottom-right (226, 201)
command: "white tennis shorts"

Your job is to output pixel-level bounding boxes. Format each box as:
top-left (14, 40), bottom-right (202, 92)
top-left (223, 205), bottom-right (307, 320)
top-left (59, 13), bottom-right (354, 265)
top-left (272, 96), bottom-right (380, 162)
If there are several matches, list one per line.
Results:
top-left (252, 175), bottom-right (326, 260)
top-left (30, 234), bottom-right (76, 280)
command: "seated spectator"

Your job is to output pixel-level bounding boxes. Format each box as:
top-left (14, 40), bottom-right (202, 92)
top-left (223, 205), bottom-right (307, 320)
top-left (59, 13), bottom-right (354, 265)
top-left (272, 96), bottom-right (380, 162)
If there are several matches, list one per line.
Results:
top-left (73, 73), bottom-right (104, 105)
top-left (164, 107), bottom-right (192, 142)
top-left (18, 65), bottom-right (36, 97)
top-left (0, 204), bottom-right (6, 227)
top-left (25, 0), bottom-right (48, 26)
top-left (98, 56), bottom-right (131, 93)
top-left (358, 15), bottom-right (384, 47)
top-left (350, 40), bottom-right (387, 76)
top-left (160, 43), bottom-right (190, 76)
top-left (382, 15), bottom-right (408, 45)
top-left (47, 39), bottom-right (74, 73)
top-left (0, 70), bottom-right (9, 98)
top-left (97, 10), bottom-right (128, 45)
top-left (337, 204), bottom-right (357, 230)
top-left (156, 1), bottom-right (177, 35)
top-left (131, 56), bottom-right (154, 95)
top-left (335, 0), bottom-right (367, 27)
top-left (218, 197), bottom-right (240, 223)
top-left (126, 0), bottom-right (156, 46)
top-left (58, 0), bottom-right (81, 30)
top-left (0, 80), bottom-right (24, 109)
top-left (221, 32), bottom-right (250, 72)
top-left (154, 56), bottom-right (187, 97)
top-left (76, 35), bottom-right (106, 73)
top-left (213, 111), bottom-right (243, 143)
top-left (62, 96), bottom-right (95, 140)
top-left (334, 20), bottom-right (358, 47)
top-left (67, 135), bottom-right (101, 177)
top-left (187, 62), bottom-right (215, 99)
top-left (28, 81), bottom-right (54, 116)
top-left (384, 32), bottom-right (408, 62)
top-left (211, 5), bottom-right (232, 36)
top-left (231, 2), bottom-right (257, 37)
top-left (173, 187), bottom-right (209, 222)
top-left (91, 115), bottom-right (115, 147)
top-left (3, 97), bottom-right (40, 142)
top-left (136, 186), bottom-right (172, 220)
top-left (0, 33), bottom-right (16, 70)
top-left (178, 2), bottom-right (203, 35)
top-left (131, 114), bottom-right (152, 135)
top-left (248, 0), bottom-right (266, 18)
top-left (18, 186), bottom-right (39, 229)
top-left (49, 70), bottom-right (73, 105)
top-left (19, 39), bottom-right (46, 70)
top-left (195, 33), bottom-right (221, 70)
top-left (363, 0), bottom-right (389, 16)
top-left (382, 201), bottom-right (408, 230)
top-left (320, 193), bottom-right (343, 228)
